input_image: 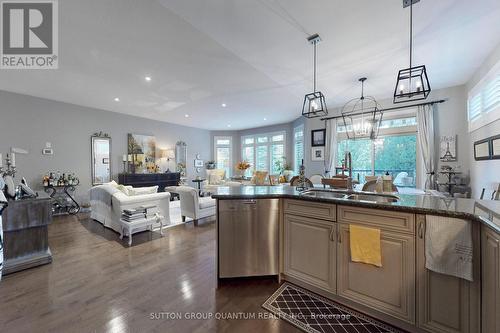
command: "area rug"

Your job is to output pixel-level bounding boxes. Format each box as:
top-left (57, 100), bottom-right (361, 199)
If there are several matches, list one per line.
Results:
top-left (262, 282), bottom-right (405, 333)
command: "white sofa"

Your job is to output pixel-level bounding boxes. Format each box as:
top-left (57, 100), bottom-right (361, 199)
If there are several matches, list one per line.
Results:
top-left (89, 183), bottom-right (171, 233)
top-left (167, 186), bottom-right (215, 224)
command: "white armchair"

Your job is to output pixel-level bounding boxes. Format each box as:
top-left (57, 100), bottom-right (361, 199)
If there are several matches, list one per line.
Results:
top-left (168, 186), bottom-right (216, 224)
top-left (90, 184), bottom-right (171, 233)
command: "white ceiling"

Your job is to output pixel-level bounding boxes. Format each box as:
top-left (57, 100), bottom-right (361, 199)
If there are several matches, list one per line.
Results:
top-left (1, 0), bottom-right (499, 130)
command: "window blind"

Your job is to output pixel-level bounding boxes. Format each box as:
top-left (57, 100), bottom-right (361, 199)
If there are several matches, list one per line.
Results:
top-left (467, 61), bottom-right (500, 131)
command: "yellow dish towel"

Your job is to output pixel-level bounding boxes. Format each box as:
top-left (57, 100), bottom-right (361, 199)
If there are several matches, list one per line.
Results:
top-left (350, 224), bottom-right (382, 267)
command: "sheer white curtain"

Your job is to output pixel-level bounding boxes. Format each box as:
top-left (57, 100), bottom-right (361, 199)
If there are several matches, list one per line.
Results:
top-left (324, 119), bottom-right (338, 176)
top-left (417, 104), bottom-right (436, 189)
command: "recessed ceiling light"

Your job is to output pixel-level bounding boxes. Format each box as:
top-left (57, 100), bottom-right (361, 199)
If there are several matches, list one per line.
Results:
top-left (227, 124), bottom-right (231, 128)
top-left (114, 97), bottom-right (120, 102)
top-left (221, 103), bottom-right (227, 108)
top-left (263, 117), bottom-right (267, 121)
top-left (184, 114), bottom-right (189, 118)
top-left (145, 76), bottom-right (152, 82)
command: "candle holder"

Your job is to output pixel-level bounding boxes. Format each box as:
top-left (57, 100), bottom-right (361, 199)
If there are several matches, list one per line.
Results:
top-left (3, 154), bottom-right (16, 177)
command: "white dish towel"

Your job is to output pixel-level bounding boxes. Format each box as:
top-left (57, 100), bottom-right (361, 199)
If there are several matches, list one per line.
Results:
top-left (425, 215), bottom-right (473, 282)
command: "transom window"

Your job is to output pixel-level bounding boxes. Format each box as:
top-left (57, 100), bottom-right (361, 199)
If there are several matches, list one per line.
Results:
top-left (214, 136), bottom-right (232, 177)
top-left (241, 131), bottom-right (286, 177)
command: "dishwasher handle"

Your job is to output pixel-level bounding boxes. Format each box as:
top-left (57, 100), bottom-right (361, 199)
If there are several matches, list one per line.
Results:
top-left (241, 200), bottom-right (257, 205)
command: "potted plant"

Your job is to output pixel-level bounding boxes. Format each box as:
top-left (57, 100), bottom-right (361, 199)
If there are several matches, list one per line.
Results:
top-left (205, 160), bottom-right (216, 170)
top-left (276, 157), bottom-right (293, 182)
top-left (235, 161), bottom-right (251, 178)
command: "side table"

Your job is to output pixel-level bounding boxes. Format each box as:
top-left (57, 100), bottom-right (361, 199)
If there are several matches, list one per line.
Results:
top-left (191, 178), bottom-right (206, 196)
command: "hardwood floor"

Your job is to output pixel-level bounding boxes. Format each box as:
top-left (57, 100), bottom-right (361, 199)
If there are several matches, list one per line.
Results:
top-left (0, 214), bottom-right (300, 333)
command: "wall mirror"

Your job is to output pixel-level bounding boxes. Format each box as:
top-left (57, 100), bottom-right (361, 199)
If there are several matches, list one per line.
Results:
top-left (175, 141), bottom-right (187, 176)
top-left (91, 133), bottom-right (111, 185)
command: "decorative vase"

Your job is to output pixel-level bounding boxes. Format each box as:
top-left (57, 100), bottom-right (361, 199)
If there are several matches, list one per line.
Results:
top-left (283, 170), bottom-right (294, 182)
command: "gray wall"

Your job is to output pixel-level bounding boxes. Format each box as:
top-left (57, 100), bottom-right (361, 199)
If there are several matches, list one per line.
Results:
top-left (466, 42), bottom-right (500, 198)
top-left (0, 90), bottom-right (211, 204)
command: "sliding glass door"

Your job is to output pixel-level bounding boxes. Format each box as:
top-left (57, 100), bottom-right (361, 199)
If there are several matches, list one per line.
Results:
top-left (337, 134), bottom-right (417, 187)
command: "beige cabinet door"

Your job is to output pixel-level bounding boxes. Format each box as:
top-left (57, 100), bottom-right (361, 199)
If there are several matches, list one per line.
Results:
top-left (337, 223), bottom-right (415, 324)
top-left (482, 225), bottom-right (500, 333)
top-left (416, 215), bottom-right (480, 333)
top-left (284, 214), bottom-right (336, 293)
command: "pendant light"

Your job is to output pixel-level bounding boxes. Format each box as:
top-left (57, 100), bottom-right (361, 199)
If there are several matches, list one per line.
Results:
top-left (393, 0), bottom-right (431, 103)
top-left (341, 78), bottom-right (383, 140)
top-left (302, 34), bottom-right (328, 118)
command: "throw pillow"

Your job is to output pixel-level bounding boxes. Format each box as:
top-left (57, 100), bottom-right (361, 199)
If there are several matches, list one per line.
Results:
top-left (252, 171), bottom-right (268, 185)
top-left (209, 174), bottom-right (222, 185)
top-left (103, 180), bottom-right (119, 188)
top-left (116, 184), bottom-right (133, 196)
top-left (133, 186), bottom-right (159, 195)
top-left (207, 169), bottom-right (226, 185)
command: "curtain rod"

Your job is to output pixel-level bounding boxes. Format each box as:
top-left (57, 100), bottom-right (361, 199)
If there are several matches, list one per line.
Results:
top-left (320, 99), bottom-right (447, 121)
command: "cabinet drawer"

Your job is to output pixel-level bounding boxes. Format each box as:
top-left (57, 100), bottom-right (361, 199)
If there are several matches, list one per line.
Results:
top-left (284, 199), bottom-right (336, 221)
top-left (338, 205), bottom-right (414, 234)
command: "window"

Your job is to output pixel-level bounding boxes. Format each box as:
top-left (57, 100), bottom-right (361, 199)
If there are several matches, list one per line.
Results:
top-left (337, 134), bottom-right (417, 186)
top-left (241, 131), bottom-right (286, 176)
top-left (293, 125), bottom-right (304, 173)
top-left (468, 61), bottom-right (500, 132)
top-left (214, 136), bottom-right (232, 177)
top-left (336, 113), bottom-right (418, 187)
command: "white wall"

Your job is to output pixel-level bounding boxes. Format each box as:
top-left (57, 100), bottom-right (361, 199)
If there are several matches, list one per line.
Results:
top-left (0, 90), bottom-right (211, 203)
top-left (466, 43), bottom-right (500, 198)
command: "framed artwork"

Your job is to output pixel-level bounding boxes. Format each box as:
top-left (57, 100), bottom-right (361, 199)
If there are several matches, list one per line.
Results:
top-left (474, 139), bottom-right (490, 161)
top-left (491, 135), bottom-right (500, 159)
top-left (439, 135), bottom-right (457, 161)
top-left (128, 133), bottom-right (156, 173)
top-left (311, 129), bottom-right (326, 147)
top-left (311, 147), bottom-right (325, 161)
top-left (194, 159), bottom-right (204, 167)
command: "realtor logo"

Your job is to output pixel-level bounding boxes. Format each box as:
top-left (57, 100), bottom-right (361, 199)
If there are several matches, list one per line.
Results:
top-left (1, 0), bottom-right (58, 69)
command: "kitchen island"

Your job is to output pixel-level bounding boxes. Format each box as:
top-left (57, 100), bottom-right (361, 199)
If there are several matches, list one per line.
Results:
top-left (212, 185), bottom-right (500, 333)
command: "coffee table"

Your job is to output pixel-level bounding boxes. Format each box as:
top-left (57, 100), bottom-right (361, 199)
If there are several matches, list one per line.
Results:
top-left (119, 213), bottom-right (163, 246)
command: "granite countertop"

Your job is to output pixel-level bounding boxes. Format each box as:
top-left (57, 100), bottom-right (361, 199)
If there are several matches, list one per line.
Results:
top-left (211, 185), bottom-right (500, 233)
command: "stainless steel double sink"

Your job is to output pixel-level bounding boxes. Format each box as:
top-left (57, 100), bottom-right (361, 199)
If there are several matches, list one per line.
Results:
top-left (299, 188), bottom-right (400, 203)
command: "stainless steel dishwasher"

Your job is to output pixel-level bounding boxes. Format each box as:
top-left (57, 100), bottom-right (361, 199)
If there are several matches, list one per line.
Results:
top-left (218, 199), bottom-right (279, 278)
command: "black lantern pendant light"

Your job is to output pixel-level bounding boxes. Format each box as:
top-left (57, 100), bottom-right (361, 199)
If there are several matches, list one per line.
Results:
top-left (393, 0), bottom-right (431, 104)
top-left (302, 34), bottom-right (328, 118)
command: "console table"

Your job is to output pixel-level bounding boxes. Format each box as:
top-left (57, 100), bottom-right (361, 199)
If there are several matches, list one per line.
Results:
top-left (119, 173), bottom-right (180, 192)
top-left (44, 185), bottom-right (80, 215)
top-left (1, 193), bottom-right (52, 275)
